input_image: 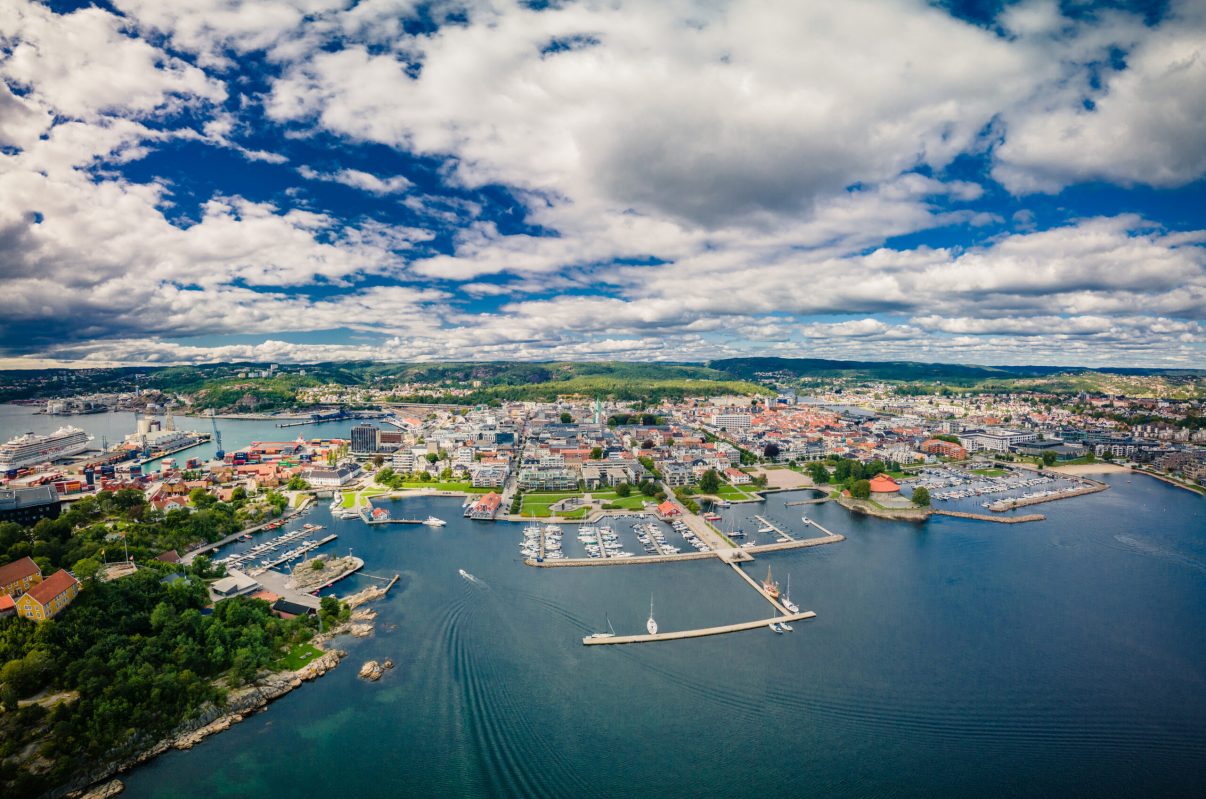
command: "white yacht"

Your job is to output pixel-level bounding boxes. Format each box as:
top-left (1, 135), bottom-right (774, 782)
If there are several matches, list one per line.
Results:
top-left (424, 516), bottom-right (447, 527)
top-left (646, 596), bottom-right (658, 636)
top-left (782, 573), bottom-right (800, 614)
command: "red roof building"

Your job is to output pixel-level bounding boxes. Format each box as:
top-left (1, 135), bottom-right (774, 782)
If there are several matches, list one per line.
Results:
top-left (0, 556), bottom-right (42, 598)
top-left (869, 474), bottom-right (901, 494)
top-left (657, 500), bottom-right (680, 517)
top-left (15, 569), bottom-right (80, 622)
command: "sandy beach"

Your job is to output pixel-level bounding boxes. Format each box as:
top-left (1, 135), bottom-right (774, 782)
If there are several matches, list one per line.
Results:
top-left (1049, 463), bottom-right (1131, 476)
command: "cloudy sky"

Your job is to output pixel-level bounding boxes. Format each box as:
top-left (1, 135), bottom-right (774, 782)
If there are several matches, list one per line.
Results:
top-left (1, 0), bottom-right (1204, 368)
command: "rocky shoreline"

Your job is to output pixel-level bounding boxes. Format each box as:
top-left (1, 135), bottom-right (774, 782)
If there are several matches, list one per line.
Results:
top-left (62, 584), bottom-right (393, 798)
top-left (58, 649), bottom-right (345, 798)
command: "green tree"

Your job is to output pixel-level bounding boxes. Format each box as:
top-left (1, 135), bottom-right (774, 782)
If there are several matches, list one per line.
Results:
top-left (590, 446), bottom-right (604, 459)
top-left (851, 479), bottom-right (871, 499)
top-left (560, 411), bottom-right (573, 423)
top-left (615, 482), bottom-right (632, 497)
top-left (286, 475), bottom-right (310, 491)
top-left (698, 469), bottom-right (721, 494)
top-left (1041, 451), bottom-right (1058, 466)
top-left (763, 442), bottom-right (781, 460)
top-left (426, 452), bottom-right (439, 464)
top-left (71, 556), bottom-right (102, 583)
top-left (807, 462), bottom-right (830, 484)
top-left (911, 486), bottom-right (931, 507)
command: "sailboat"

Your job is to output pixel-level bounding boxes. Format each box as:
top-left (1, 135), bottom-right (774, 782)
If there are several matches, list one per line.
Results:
top-left (761, 565), bottom-right (781, 599)
top-left (782, 572), bottom-right (799, 613)
top-left (590, 614), bottom-right (617, 639)
top-left (646, 595), bottom-right (658, 636)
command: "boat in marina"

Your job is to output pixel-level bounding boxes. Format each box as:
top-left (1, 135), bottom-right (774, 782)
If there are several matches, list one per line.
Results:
top-left (761, 566), bottom-right (781, 599)
top-left (646, 596), bottom-right (658, 635)
top-left (424, 516), bottom-right (447, 527)
top-left (589, 615), bottom-right (616, 639)
top-left (782, 573), bottom-right (799, 613)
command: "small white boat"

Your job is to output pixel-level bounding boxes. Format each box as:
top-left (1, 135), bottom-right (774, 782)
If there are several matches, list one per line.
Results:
top-left (424, 516), bottom-right (447, 527)
top-left (769, 622), bottom-right (784, 634)
top-left (646, 596), bottom-right (658, 636)
top-left (458, 569), bottom-right (476, 582)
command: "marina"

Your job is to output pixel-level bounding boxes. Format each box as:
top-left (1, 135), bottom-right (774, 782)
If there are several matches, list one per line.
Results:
top-left (212, 523), bottom-right (334, 572)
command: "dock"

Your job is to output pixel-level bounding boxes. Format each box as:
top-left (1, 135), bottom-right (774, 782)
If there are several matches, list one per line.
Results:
top-left (526, 532), bottom-right (840, 567)
top-left (728, 562), bottom-right (789, 614)
top-left (247, 534), bottom-right (337, 574)
top-left (753, 514), bottom-right (795, 542)
top-left (582, 611), bottom-right (816, 645)
top-left (364, 517), bottom-right (428, 525)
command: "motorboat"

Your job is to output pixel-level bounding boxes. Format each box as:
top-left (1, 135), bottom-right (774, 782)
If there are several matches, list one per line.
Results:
top-left (424, 516), bottom-right (447, 527)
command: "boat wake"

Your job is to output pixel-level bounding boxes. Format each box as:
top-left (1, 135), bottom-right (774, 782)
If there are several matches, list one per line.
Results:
top-left (458, 569), bottom-right (486, 586)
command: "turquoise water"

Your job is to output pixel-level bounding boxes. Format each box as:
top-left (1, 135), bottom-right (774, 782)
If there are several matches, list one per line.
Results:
top-left (102, 472), bottom-right (1205, 798)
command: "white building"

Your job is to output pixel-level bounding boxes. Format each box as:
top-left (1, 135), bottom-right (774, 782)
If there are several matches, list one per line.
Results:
top-left (958, 428), bottom-right (1037, 453)
top-left (711, 413), bottom-right (752, 433)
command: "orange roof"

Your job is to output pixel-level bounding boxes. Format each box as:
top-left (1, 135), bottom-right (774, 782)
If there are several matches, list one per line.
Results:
top-left (0, 556), bottom-right (40, 587)
top-left (657, 500), bottom-right (679, 515)
top-left (0, 594), bottom-right (14, 612)
top-left (869, 474), bottom-right (900, 493)
top-left (25, 569), bottom-right (78, 605)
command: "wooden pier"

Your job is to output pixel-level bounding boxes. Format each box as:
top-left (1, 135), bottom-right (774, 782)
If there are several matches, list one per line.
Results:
top-left (728, 562), bottom-right (789, 614)
top-left (582, 611), bottom-right (816, 645)
top-left (248, 533), bottom-right (337, 574)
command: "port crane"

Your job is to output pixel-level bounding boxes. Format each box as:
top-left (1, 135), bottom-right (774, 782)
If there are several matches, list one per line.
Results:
top-left (209, 412), bottom-right (224, 461)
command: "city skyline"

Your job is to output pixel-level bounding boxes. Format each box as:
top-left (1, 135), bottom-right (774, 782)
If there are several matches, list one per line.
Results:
top-left (2, 0), bottom-right (1204, 369)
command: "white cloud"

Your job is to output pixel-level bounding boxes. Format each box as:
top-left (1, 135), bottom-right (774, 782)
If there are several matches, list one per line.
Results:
top-left (994, 0), bottom-right (1206, 192)
top-left (298, 166), bottom-right (413, 195)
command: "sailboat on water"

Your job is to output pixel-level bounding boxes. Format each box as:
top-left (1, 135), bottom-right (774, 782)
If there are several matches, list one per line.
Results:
top-left (782, 572), bottom-right (799, 613)
top-left (590, 614), bottom-right (616, 639)
top-left (646, 595), bottom-right (658, 636)
top-left (761, 565), bottom-right (781, 599)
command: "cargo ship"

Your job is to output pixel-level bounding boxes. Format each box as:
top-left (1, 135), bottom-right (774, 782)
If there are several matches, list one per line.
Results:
top-left (0, 426), bottom-right (93, 474)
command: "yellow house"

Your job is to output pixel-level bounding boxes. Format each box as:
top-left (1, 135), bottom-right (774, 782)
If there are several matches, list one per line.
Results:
top-left (0, 556), bottom-right (42, 598)
top-left (15, 569), bottom-right (80, 622)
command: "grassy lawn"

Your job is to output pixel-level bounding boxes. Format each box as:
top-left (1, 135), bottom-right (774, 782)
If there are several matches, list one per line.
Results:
top-left (275, 642), bottom-right (323, 671)
top-left (520, 491), bottom-right (589, 517)
top-left (714, 483), bottom-right (756, 500)
top-left (399, 481), bottom-right (492, 492)
top-left (971, 468), bottom-right (1008, 477)
top-left (592, 491), bottom-right (651, 510)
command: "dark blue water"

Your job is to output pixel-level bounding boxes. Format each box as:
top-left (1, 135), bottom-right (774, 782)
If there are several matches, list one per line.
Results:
top-left (119, 474), bottom-right (1204, 798)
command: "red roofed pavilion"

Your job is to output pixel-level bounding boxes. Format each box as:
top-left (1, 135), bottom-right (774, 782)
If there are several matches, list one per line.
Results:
top-left (868, 474), bottom-right (901, 495)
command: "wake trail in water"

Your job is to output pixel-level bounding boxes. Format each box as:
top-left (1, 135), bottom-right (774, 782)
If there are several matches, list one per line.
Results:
top-left (1109, 534), bottom-right (1206, 573)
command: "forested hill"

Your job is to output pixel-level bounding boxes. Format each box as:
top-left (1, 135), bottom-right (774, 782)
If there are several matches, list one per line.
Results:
top-left (707, 358), bottom-right (1206, 382)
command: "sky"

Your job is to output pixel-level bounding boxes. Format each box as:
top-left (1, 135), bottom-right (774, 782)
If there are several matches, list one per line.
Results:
top-left (0, 0), bottom-right (1204, 370)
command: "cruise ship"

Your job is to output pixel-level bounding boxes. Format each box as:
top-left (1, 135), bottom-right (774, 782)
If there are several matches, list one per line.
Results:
top-left (0, 426), bottom-right (93, 472)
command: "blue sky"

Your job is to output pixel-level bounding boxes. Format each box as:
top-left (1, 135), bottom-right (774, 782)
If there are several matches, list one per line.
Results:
top-left (1, 0), bottom-right (1203, 368)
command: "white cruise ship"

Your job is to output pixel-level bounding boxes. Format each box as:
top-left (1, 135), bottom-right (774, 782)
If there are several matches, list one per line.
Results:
top-left (0, 426), bottom-right (93, 472)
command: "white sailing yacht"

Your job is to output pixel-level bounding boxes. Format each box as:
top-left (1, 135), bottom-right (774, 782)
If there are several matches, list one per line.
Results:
top-left (646, 595), bottom-right (658, 635)
top-left (782, 573), bottom-right (800, 613)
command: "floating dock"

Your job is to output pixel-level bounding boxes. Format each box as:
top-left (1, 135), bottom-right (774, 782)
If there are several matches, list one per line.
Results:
top-left (753, 514), bottom-right (794, 541)
top-left (582, 611), bottom-right (816, 645)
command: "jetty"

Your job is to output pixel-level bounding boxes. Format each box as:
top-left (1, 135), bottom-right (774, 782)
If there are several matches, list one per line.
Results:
top-left (753, 514), bottom-right (794, 541)
top-left (583, 612), bottom-right (816, 645)
top-left (527, 530), bottom-right (841, 567)
top-left (933, 510), bottom-right (1046, 524)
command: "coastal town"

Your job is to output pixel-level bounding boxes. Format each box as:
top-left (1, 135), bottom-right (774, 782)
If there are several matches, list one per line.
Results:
top-left (0, 363), bottom-right (1203, 796)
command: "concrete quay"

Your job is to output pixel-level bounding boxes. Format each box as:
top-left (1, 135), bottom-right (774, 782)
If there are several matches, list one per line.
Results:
top-left (525, 532), bottom-right (841, 567)
top-left (582, 611), bottom-right (816, 645)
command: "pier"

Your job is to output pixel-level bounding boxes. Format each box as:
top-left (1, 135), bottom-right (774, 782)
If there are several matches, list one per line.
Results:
top-left (364, 517), bottom-right (428, 525)
top-left (752, 514), bottom-right (794, 542)
top-left (247, 534), bottom-right (337, 574)
top-left (527, 531), bottom-right (840, 567)
top-left (582, 612), bottom-right (816, 645)
top-left (728, 562), bottom-right (789, 614)
top-left (785, 497), bottom-right (830, 506)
